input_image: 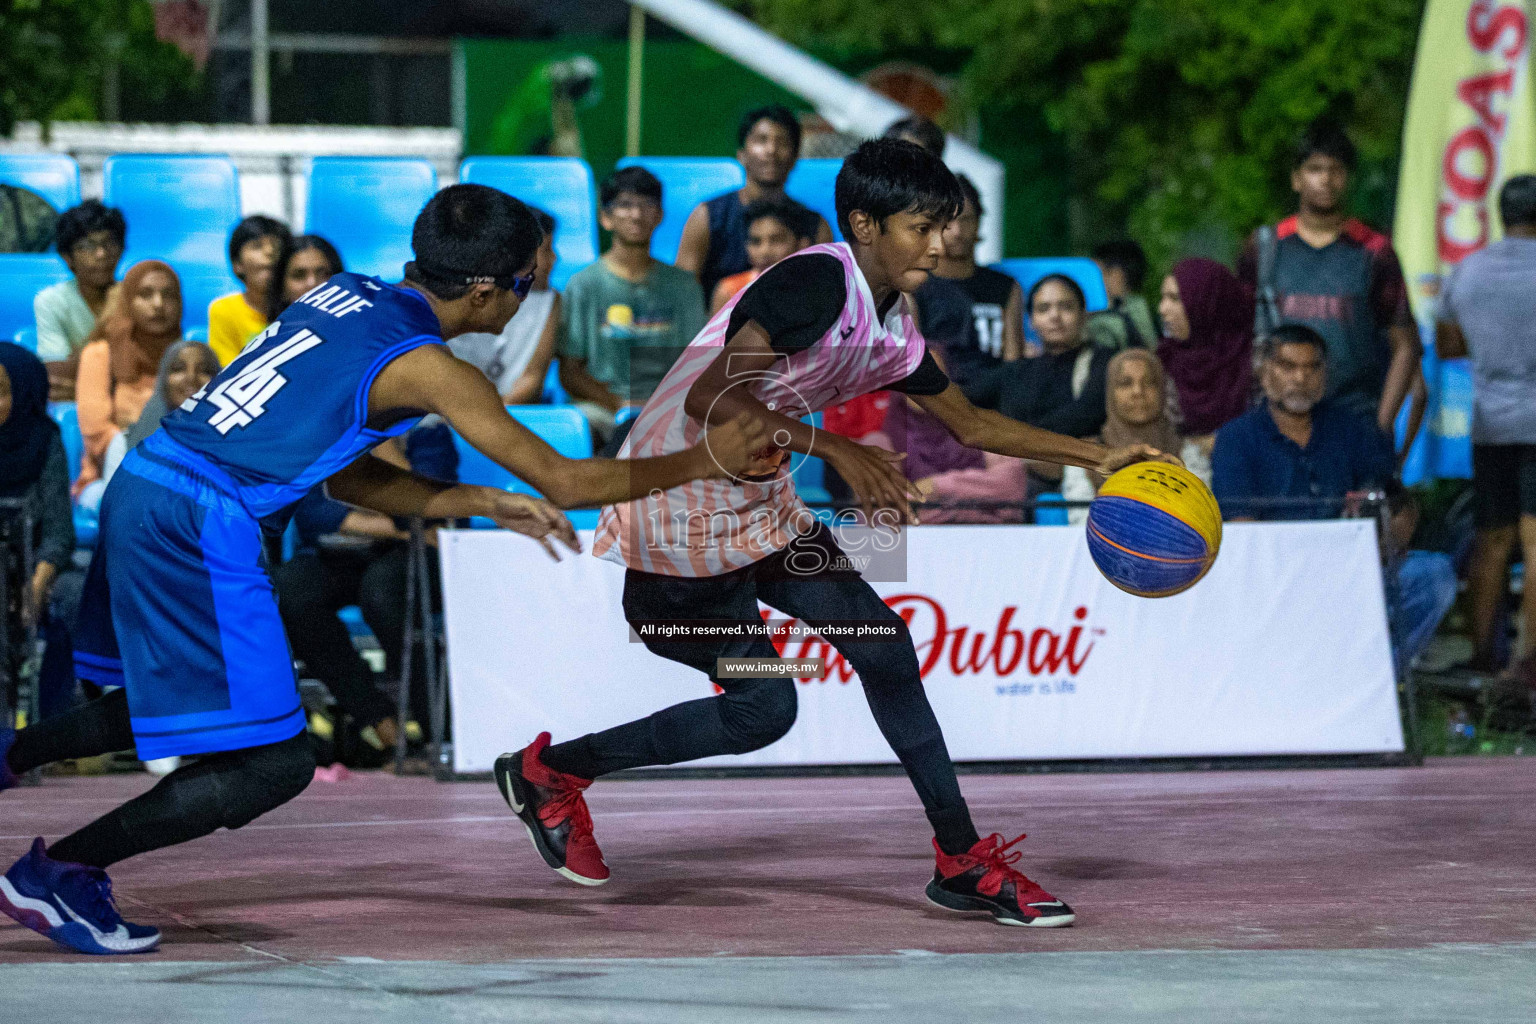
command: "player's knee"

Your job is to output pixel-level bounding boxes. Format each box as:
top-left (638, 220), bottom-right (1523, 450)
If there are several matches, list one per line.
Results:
top-left (720, 681), bottom-right (797, 753)
top-left (221, 732), bottom-right (315, 830)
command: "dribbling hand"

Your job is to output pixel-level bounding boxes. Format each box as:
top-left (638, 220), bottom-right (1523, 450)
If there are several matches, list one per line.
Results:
top-left (483, 490), bottom-right (582, 560)
top-left (1097, 444), bottom-right (1184, 477)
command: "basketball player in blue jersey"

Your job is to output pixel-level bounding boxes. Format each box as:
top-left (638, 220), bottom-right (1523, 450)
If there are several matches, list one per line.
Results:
top-left (0, 185), bottom-right (768, 955)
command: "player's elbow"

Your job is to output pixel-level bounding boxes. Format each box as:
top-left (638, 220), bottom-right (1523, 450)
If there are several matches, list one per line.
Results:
top-left (683, 379), bottom-right (718, 422)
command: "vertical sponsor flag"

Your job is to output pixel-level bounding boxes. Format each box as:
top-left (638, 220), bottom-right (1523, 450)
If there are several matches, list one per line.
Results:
top-left (1394, 0), bottom-right (1535, 481)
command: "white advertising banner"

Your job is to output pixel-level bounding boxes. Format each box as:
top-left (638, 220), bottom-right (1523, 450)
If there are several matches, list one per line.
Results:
top-left (441, 522), bottom-right (1403, 774)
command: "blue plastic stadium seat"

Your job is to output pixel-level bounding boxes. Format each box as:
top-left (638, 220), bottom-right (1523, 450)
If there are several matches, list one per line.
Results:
top-left (184, 325), bottom-right (209, 344)
top-left (991, 258), bottom-right (1109, 313)
top-left (452, 405), bottom-right (599, 529)
top-left (459, 157), bottom-right (598, 292)
top-left (47, 401), bottom-right (96, 545)
top-left (541, 359), bottom-right (567, 404)
top-left (615, 157), bottom-right (745, 264)
top-left (103, 154), bottom-right (241, 270)
top-left (794, 411), bottom-right (833, 505)
top-left (306, 157), bottom-right (437, 280)
top-left (784, 158), bottom-right (842, 243)
top-left (0, 254), bottom-right (71, 341)
top-left (178, 269), bottom-right (242, 334)
top-left (13, 327), bottom-right (37, 352)
top-left (0, 153), bottom-right (81, 212)
top-left (1034, 492), bottom-right (1070, 526)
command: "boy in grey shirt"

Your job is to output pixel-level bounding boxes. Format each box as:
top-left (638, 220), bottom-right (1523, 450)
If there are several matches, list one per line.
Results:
top-left (1437, 174), bottom-right (1536, 678)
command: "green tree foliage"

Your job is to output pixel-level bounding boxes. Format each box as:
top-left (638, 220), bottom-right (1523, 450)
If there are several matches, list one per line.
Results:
top-left (743, 0), bottom-right (1424, 262)
top-left (0, 0), bottom-right (199, 135)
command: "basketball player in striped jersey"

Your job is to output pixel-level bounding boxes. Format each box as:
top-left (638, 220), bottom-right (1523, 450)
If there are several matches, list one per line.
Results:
top-left (498, 140), bottom-right (1178, 927)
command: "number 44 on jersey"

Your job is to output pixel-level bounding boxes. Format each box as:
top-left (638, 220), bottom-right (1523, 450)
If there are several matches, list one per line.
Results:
top-left (182, 321), bottom-right (325, 435)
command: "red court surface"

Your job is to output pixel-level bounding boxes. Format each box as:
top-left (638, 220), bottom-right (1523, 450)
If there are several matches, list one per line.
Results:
top-left (2, 757), bottom-right (1534, 964)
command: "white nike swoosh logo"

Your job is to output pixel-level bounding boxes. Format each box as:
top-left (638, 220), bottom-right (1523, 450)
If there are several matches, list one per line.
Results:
top-left (1029, 901), bottom-right (1065, 908)
top-left (59, 897), bottom-right (130, 943)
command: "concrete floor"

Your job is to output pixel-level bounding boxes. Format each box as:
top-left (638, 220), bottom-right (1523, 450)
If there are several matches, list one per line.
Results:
top-left (2, 759), bottom-right (1534, 1021)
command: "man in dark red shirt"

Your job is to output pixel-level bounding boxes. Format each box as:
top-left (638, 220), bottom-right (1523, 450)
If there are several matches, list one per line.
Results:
top-left (1239, 120), bottom-right (1421, 444)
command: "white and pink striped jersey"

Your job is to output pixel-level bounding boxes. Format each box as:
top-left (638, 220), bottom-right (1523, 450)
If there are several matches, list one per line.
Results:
top-left (592, 242), bottom-right (935, 577)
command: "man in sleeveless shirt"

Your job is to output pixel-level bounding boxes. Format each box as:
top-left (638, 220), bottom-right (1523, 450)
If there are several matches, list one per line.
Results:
top-left (497, 141), bottom-right (1178, 929)
top-left (0, 185), bottom-right (769, 955)
top-left (676, 104), bottom-right (834, 299)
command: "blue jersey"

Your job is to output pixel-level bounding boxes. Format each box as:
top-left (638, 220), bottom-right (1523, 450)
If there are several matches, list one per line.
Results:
top-left (160, 273), bottom-right (443, 525)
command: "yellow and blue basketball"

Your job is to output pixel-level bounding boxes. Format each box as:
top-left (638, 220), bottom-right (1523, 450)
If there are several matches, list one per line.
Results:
top-left (1085, 462), bottom-right (1222, 597)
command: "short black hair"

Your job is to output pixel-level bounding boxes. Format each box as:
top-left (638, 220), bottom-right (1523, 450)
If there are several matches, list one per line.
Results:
top-left (55, 199), bottom-right (126, 255)
top-left (1026, 273), bottom-right (1086, 313)
top-left (742, 196), bottom-right (816, 241)
top-left (1091, 239), bottom-right (1148, 291)
top-left (600, 166), bottom-right (662, 209)
top-left (834, 138), bottom-right (964, 240)
top-left (405, 183), bottom-right (542, 300)
top-left (1498, 174), bottom-right (1536, 228)
top-left (737, 104), bottom-right (802, 152)
top-left (1260, 322), bottom-right (1329, 360)
top-left (266, 234), bottom-right (344, 320)
top-left (953, 174), bottom-right (983, 218)
top-left (228, 215), bottom-right (291, 266)
top-left (883, 115), bottom-right (946, 159)
top-left (1294, 117), bottom-right (1358, 172)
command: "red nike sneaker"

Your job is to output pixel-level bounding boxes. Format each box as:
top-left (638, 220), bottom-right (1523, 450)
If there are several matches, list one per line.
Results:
top-left (494, 732), bottom-right (609, 886)
top-left (926, 833), bottom-right (1075, 927)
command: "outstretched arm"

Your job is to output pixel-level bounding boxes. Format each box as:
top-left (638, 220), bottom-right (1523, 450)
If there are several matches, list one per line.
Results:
top-left (911, 382), bottom-right (1179, 476)
top-left (675, 204), bottom-right (711, 276)
top-left (368, 344), bottom-right (768, 510)
top-left (325, 454), bottom-right (580, 559)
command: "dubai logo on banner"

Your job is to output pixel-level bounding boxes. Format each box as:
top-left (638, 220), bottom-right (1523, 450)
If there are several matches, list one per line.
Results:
top-left (1395, 0), bottom-right (1535, 311)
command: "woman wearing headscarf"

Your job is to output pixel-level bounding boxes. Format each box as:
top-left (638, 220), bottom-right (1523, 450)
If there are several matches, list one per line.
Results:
top-left (0, 342), bottom-right (78, 718)
top-left (92, 340), bottom-right (221, 489)
top-left (1061, 349), bottom-right (1203, 524)
top-left (73, 260), bottom-right (183, 490)
top-left (1156, 257), bottom-right (1255, 480)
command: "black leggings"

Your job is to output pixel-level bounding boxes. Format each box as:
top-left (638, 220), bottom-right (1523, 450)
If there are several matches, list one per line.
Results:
top-left (542, 528), bottom-right (980, 853)
top-left (6, 689), bottom-right (314, 869)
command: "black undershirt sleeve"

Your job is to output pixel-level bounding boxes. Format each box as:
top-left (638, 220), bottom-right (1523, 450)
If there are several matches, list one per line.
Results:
top-left (728, 253), bottom-right (847, 355)
top-left (885, 349), bottom-right (952, 396)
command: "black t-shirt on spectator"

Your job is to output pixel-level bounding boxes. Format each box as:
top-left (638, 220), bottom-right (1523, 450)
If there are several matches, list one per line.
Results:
top-left (963, 344), bottom-right (1112, 438)
top-left (914, 267), bottom-right (1015, 388)
top-left (727, 252), bottom-right (950, 396)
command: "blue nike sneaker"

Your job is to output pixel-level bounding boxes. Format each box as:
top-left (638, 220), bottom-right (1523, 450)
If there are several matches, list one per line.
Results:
top-left (0, 839), bottom-right (160, 954)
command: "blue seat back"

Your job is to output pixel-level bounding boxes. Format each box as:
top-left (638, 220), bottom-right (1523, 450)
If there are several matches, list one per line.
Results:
top-left (991, 258), bottom-right (1109, 313)
top-left (784, 159), bottom-right (842, 242)
top-left (178, 268), bottom-right (242, 334)
top-left (13, 327), bottom-right (37, 352)
top-left (0, 254), bottom-right (71, 340)
top-left (0, 153), bottom-right (81, 212)
top-left (48, 402), bottom-right (83, 486)
top-left (452, 405), bottom-right (598, 528)
top-left (615, 157), bottom-right (745, 264)
top-left (103, 154), bottom-right (241, 270)
top-left (306, 157), bottom-right (437, 280)
top-left (459, 157), bottom-right (598, 292)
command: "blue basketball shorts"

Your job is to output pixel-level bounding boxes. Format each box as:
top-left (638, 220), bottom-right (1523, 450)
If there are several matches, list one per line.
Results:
top-left (73, 435), bottom-right (306, 760)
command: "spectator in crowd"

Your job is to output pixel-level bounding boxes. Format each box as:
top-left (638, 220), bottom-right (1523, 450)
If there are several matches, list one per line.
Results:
top-left (1061, 349), bottom-right (1198, 523)
top-left (0, 182), bottom-right (56, 253)
top-left (676, 105), bottom-right (834, 298)
top-left (74, 260), bottom-right (182, 491)
top-left (208, 215), bottom-right (291, 366)
top-left (1383, 480), bottom-right (1459, 669)
top-left (710, 197), bottom-right (815, 313)
top-left (0, 343), bottom-right (76, 718)
top-left (912, 174), bottom-right (1023, 387)
top-left (1158, 257), bottom-right (1255, 480)
top-left (1238, 118), bottom-right (1421, 439)
top-left (1212, 324), bottom-right (1393, 520)
top-left (883, 115), bottom-right (947, 159)
top-left (264, 234), bottom-right (345, 321)
top-left (883, 352), bottom-right (1027, 524)
top-left (1088, 239), bottom-right (1156, 350)
top-left (964, 274), bottom-right (1112, 436)
top-left (35, 200), bottom-right (126, 401)
top-left (559, 167), bottom-right (707, 450)
top-left (1435, 173), bottom-right (1536, 678)
top-left (108, 340), bottom-right (219, 473)
top-left (451, 209), bottom-right (559, 404)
